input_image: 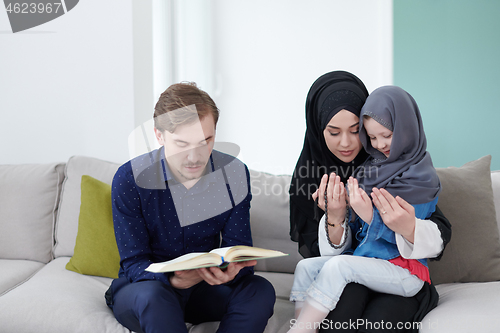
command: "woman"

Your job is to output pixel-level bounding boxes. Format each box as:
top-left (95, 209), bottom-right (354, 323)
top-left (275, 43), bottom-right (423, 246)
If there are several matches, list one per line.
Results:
top-left (289, 71), bottom-right (451, 332)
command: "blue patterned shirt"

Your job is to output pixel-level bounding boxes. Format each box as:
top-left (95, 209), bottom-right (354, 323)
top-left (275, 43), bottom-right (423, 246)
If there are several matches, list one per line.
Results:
top-left (111, 148), bottom-right (253, 285)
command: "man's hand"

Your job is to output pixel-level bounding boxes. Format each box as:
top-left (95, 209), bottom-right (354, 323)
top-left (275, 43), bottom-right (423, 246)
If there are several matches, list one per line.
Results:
top-left (371, 187), bottom-right (416, 243)
top-left (169, 260), bottom-right (257, 289)
top-left (197, 260), bottom-right (257, 286)
top-left (347, 177), bottom-right (373, 223)
top-left (169, 269), bottom-right (204, 289)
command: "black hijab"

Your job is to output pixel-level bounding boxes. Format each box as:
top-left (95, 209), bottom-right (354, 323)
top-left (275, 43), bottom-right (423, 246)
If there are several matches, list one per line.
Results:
top-left (289, 71), bottom-right (369, 256)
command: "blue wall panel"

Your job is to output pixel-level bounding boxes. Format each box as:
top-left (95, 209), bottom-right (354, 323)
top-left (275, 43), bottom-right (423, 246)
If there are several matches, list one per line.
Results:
top-left (394, 0), bottom-right (500, 169)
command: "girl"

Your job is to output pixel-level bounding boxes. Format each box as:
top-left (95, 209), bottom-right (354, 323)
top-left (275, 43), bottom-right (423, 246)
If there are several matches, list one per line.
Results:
top-left (289, 85), bottom-right (442, 333)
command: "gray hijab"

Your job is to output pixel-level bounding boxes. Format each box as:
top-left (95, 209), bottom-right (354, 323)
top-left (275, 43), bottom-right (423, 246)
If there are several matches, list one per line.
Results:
top-left (356, 86), bottom-right (441, 204)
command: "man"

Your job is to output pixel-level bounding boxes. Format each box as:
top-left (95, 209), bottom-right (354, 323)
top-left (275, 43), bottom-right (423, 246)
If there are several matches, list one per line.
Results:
top-left (105, 82), bottom-right (276, 333)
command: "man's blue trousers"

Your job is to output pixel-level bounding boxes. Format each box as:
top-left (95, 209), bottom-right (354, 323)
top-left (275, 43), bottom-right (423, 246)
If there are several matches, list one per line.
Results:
top-left (106, 274), bottom-right (276, 333)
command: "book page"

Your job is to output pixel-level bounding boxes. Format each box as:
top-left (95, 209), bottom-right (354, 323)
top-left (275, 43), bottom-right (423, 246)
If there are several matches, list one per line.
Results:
top-left (146, 252), bottom-right (223, 273)
top-left (209, 246), bottom-right (233, 258)
top-left (146, 246), bottom-right (288, 273)
top-left (219, 245), bottom-right (288, 262)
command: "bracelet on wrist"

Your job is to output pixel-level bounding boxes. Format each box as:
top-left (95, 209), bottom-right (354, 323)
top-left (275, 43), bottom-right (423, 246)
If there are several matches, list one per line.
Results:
top-left (325, 215), bottom-right (348, 249)
top-left (324, 187), bottom-right (349, 249)
top-left (326, 218), bottom-right (343, 227)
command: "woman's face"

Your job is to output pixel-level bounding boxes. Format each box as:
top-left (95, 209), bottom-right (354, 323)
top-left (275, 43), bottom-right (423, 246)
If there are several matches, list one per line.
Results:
top-left (323, 110), bottom-right (363, 163)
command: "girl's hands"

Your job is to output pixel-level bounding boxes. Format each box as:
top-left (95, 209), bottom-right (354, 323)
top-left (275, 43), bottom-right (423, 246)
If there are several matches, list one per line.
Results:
top-left (371, 188), bottom-right (416, 243)
top-left (347, 177), bottom-right (373, 223)
top-left (312, 173), bottom-right (347, 226)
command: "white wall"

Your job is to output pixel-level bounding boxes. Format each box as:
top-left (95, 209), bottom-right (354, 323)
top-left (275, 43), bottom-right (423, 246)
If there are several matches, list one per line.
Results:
top-left (213, 0), bottom-right (393, 174)
top-left (1, 0), bottom-right (393, 172)
top-left (164, 0), bottom-right (393, 175)
top-left (0, 0), bottom-right (135, 164)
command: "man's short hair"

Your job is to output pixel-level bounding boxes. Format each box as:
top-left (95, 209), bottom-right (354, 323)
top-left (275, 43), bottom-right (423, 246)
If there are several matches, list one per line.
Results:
top-left (153, 82), bottom-right (219, 133)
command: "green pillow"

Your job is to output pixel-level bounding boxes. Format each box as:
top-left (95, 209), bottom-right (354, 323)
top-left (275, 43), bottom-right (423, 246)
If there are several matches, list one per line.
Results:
top-left (66, 175), bottom-right (120, 278)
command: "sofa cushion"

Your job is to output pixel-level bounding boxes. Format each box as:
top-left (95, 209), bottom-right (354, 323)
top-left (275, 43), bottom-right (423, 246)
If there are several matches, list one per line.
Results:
top-left (249, 170), bottom-right (303, 274)
top-left (252, 272), bottom-right (296, 332)
top-left (186, 300), bottom-right (294, 333)
top-left (490, 170), bottom-right (500, 232)
top-left (54, 156), bottom-right (120, 258)
top-left (256, 271), bottom-right (295, 301)
top-left (428, 155), bottom-right (500, 284)
top-left (0, 257), bottom-right (129, 333)
top-left (186, 292), bottom-right (294, 333)
top-left (0, 259), bottom-right (45, 296)
top-left (421, 281), bottom-right (500, 332)
top-left (0, 163), bottom-right (65, 263)
top-left (66, 175), bottom-right (120, 278)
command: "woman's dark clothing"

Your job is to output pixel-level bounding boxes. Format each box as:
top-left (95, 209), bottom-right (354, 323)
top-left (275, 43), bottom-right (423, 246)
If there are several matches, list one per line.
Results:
top-left (289, 70), bottom-right (369, 257)
top-left (320, 282), bottom-right (438, 333)
top-left (289, 71), bottom-right (451, 332)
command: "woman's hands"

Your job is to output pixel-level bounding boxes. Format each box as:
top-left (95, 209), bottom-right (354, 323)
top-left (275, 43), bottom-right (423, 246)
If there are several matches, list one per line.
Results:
top-left (371, 188), bottom-right (416, 243)
top-left (347, 177), bottom-right (373, 223)
top-left (312, 173), bottom-right (347, 245)
top-left (312, 173), bottom-right (347, 226)
top-left (312, 175), bottom-right (417, 243)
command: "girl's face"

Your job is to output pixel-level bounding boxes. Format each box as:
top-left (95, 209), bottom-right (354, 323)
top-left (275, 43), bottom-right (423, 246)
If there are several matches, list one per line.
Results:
top-left (363, 116), bottom-right (393, 157)
top-left (323, 110), bottom-right (363, 163)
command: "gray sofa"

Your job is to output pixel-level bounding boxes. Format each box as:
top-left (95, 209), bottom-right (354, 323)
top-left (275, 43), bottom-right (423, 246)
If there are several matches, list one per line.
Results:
top-left (1, 154), bottom-right (500, 333)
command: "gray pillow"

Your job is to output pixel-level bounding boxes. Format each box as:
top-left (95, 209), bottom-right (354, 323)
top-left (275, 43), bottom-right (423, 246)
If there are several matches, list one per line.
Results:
top-left (429, 155), bottom-right (500, 284)
top-left (0, 163), bottom-right (65, 263)
top-left (53, 156), bottom-right (119, 258)
top-left (249, 169), bottom-right (302, 274)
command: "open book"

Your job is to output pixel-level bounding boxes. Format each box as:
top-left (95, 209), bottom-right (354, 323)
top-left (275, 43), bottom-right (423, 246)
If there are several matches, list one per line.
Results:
top-left (145, 245), bottom-right (288, 273)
